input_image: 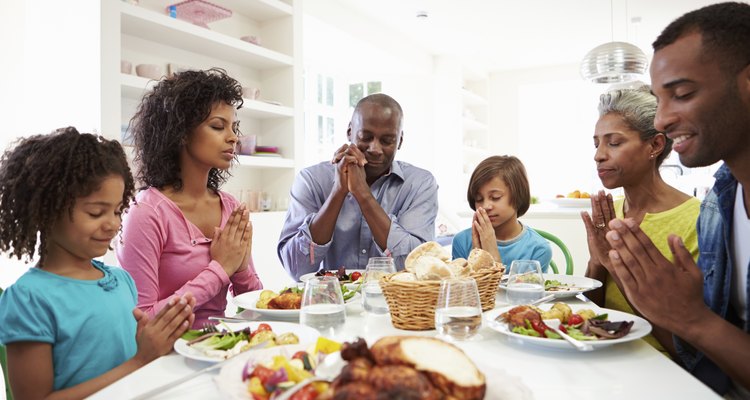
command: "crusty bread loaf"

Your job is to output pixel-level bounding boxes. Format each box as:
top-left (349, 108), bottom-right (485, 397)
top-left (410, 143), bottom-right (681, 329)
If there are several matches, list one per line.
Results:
top-left (447, 258), bottom-right (470, 277)
top-left (389, 272), bottom-right (417, 282)
top-left (405, 241), bottom-right (450, 272)
top-left (467, 248), bottom-right (495, 272)
top-left (370, 336), bottom-right (486, 400)
top-left (413, 256), bottom-right (452, 280)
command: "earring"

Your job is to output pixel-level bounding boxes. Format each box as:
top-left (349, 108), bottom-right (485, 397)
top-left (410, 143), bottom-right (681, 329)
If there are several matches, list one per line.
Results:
top-left (649, 154), bottom-right (654, 159)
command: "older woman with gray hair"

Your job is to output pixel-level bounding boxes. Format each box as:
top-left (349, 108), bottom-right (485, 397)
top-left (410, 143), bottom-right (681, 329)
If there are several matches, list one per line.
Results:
top-left (580, 84), bottom-right (700, 359)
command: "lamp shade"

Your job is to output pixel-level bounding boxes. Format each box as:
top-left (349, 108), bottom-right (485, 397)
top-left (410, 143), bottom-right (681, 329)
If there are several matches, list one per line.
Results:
top-left (580, 41), bottom-right (649, 84)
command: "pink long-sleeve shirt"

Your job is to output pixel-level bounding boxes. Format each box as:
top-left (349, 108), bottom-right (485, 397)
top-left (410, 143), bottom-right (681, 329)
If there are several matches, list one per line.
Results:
top-left (116, 188), bottom-right (263, 328)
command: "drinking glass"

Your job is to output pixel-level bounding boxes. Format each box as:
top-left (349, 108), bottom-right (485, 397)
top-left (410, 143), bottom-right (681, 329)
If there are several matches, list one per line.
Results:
top-left (505, 260), bottom-right (544, 305)
top-left (435, 277), bottom-right (483, 341)
top-left (361, 257), bottom-right (396, 315)
top-left (300, 276), bottom-right (346, 337)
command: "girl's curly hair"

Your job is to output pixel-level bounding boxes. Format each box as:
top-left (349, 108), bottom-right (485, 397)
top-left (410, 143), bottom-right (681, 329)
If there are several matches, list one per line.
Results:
top-left (0, 127), bottom-right (136, 264)
top-left (129, 68), bottom-right (244, 192)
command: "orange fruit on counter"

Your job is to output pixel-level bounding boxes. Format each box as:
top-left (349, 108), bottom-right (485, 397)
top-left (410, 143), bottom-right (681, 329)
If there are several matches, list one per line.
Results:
top-left (566, 190), bottom-right (581, 198)
top-left (580, 192), bottom-right (591, 198)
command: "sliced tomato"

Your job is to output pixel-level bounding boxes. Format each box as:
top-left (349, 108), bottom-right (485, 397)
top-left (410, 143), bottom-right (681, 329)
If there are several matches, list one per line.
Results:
top-left (290, 384), bottom-right (318, 400)
top-left (568, 314), bottom-right (584, 326)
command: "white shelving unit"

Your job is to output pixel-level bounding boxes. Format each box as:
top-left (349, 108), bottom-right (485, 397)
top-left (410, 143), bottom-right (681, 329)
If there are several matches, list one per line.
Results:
top-left (460, 70), bottom-right (490, 179)
top-left (101, 0), bottom-right (302, 210)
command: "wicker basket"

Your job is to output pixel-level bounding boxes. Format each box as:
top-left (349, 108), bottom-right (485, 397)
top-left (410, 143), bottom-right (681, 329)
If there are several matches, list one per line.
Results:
top-left (380, 266), bottom-right (505, 330)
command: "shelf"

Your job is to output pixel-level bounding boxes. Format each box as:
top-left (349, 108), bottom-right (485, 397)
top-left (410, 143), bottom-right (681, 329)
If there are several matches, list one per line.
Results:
top-left (120, 2), bottom-right (293, 70)
top-left (218, 0), bottom-right (292, 20)
top-left (462, 88), bottom-right (487, 107)
top-left (121, 74), bottom-right (293, 119)
top-left (239, 99), bottom-right (294, 119)
top-left (462, 117), bottom-right (488, 132)
top-left (121, 73), bottom-right (158, 99)
top-left (237, 154), bottom-right (295, 169)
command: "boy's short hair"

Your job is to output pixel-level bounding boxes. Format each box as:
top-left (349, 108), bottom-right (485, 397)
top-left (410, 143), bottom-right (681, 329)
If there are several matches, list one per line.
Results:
top-left (467, 155), bottom-right (530, 217)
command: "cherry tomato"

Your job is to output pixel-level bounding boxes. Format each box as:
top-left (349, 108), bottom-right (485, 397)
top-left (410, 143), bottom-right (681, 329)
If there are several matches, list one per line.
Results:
top-left (350, 271), bottom-right (362, 282)
top-left (530, 320), bottom-right (550, 338)
top-left (292, 351), bottom-right (308, 360)
top-left (250, 365), bottom-right (276, 385)
top-left (290, 384), bottom-right (318, 400)
top-left (568, 314), bottom-right (584, 326)
top-left (251, 323), bottom-right (273, 339)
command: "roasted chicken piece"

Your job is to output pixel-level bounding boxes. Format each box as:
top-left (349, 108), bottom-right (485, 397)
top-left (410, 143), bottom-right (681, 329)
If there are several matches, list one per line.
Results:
top-left (499, 305), bottom-right (542, 328)
top-left (267, 291), bottom-right (302, 309)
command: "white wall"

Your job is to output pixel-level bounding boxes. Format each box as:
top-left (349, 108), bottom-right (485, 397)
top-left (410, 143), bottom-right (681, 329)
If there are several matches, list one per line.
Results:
top-left (0, 1), bottom-right (103, 288)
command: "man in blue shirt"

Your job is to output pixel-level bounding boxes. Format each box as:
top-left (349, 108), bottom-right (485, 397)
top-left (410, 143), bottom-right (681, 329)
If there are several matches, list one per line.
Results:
top-left (603, 2), bottom-right (750, 396)
top-left (278, 93), bottom-right (438, 280)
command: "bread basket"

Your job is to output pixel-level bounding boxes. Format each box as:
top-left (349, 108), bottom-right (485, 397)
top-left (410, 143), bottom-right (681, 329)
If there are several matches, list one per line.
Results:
top-left (380, 266), bottom-right (504, 330)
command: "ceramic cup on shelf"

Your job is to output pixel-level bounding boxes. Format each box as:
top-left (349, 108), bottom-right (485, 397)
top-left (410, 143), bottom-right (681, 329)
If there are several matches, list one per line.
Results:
top-left (242, 86), bottom-right (260, 100)
top-left (135, 64), bottom-right (163, 80)
top-left (120, 60), bottom-right (132, 75)
top-left (238, 135), bottom-right (256, 155)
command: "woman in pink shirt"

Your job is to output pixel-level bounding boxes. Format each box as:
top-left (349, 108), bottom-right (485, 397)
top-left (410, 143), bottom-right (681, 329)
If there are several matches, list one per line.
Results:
top-left (117, 68), bottom-right (263, 328)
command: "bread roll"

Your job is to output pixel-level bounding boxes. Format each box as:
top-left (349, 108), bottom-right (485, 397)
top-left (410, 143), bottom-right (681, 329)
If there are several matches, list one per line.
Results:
top-left (390, 272), bottom-right (417, 282)
top-left (404, 241), bottom-right (450, 272)
top-left (370, 336), bottom-right (486, 400)
top-left (412, 256), bottom-right (452, 280)
top-left (467, 248), bottom-right (495, 272)
top-left (447, 258), bottom-right (470, 277)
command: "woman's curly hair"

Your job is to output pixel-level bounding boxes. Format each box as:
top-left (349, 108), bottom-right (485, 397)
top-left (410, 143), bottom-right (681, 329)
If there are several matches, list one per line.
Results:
top-left (0, 127), bottom-right (136, 264)
top-left (129, 68), bottom-right (244, 192)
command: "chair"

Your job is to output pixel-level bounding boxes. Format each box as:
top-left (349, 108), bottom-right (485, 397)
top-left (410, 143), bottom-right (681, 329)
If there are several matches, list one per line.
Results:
top-left (533, 229), bottom-right (574, 275)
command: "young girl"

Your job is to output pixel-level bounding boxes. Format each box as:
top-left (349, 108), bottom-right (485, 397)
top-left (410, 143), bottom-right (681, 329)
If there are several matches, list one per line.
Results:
top-left (118, 68), bottom-right (263, 328)
top-left (0, 127), bottom-right (194, 399)
top-left (451, 155), bottom-right (552, 272)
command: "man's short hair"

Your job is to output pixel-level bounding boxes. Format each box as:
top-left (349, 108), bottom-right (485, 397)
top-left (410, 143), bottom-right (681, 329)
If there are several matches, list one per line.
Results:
top-left (653, 2), bottom-right (750, 74)
top-left (354, 93), bottom-right (404, 125)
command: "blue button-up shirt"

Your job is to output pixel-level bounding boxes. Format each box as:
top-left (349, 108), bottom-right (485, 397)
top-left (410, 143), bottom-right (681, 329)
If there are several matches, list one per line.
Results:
top-left (675, 163), bottom-right (749, 395)
top-left (277, 160), bottom-right (438, 280)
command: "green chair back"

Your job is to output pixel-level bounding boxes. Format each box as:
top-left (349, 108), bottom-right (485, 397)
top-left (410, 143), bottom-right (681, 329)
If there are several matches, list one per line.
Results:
top-left (533, 229), bottom-right (574, 275)
top-left (0, 287), bottom-right (11, 400)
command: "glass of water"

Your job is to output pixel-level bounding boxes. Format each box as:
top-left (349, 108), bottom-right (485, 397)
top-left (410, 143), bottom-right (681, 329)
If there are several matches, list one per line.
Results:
top-left (300, 276), bottom-right (346, 337)
top-left (434, 277), bottom-right (483, 341)
top-left (505, 260), bottom-right (544, 305)
top-left (362, 257), bottom-right (396, 315)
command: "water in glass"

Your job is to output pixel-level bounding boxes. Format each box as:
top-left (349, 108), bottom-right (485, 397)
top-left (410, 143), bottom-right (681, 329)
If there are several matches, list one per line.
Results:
top-left (435, 306), bottom-right (482, 340)
top-left (506, 260), bottom-right (544, 305)
top-left (362, 257), bottom-right (396, 315)
top-left (300, 303), bottom-right (346, 337)
top-left (435, 277), bottom-right (482, 341)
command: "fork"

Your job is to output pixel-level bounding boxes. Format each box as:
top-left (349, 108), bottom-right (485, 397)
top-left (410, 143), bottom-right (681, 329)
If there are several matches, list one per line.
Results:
top-left (543, 319), bottom-right (594, 351)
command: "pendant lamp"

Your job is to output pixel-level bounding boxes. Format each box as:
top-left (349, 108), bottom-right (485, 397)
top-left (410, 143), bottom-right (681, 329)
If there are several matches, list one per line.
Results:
top-left (580, 1), bottom-right (648, 83)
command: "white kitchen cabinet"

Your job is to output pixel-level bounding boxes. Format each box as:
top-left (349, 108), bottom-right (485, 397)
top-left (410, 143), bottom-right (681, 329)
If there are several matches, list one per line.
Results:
top-left (101, 0), bottom-right (302, 209)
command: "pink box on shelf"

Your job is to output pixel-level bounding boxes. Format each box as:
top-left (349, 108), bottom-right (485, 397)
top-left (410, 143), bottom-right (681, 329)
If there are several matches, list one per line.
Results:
top-left (167, 0), bottom-right (231, 29)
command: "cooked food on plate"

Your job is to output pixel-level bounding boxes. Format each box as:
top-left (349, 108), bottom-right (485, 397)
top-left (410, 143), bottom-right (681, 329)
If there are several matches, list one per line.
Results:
top-left (315, 266), bottom-right (363, 283)
top-left (544, 279), bottom-right (586, 292)
top-left (181, 323), bottom-right (300, 360)
top-left (243, 337), bottom-right (342, 400)
top-left (256, 287), bottom-right (304, 310)
top-left (498, 302), bottom-right (633, 340)
top-left (329, 336), bottom-right (486, 399)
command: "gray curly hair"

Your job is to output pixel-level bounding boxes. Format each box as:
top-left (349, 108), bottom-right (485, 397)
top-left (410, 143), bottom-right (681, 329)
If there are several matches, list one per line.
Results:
top-left (598, 84), bottom-right (672, 166)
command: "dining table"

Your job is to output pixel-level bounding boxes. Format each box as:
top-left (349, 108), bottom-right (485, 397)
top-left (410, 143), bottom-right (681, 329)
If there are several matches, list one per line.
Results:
top-left (90, 291), bottom-right (720, 400)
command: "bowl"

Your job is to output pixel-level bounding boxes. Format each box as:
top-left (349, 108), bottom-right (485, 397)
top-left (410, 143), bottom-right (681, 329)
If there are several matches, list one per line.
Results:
top-left (120, 60), bottom-right (132, 74)
top-left (240, 35), bottom-right (260, 45)
top-left (135, 64), bottom-right (163, 80)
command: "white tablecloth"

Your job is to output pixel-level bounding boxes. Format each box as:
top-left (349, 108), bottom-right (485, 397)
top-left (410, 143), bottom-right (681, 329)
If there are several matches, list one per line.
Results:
top-left (90, 294), bottom-right (720, 400)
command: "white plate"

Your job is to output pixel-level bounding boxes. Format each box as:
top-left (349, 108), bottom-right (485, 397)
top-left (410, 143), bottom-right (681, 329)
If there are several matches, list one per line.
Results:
top-left (547, 198), bottom-right (591, 208)
top-left (500, 274), bottom-right (602, 298)
top-left (232, 290), bottom-right (361, 321)
top-left (484, 304), bottom-right (651, 350)
top-left (173, 321), bottom-right (319, 363)
top-left (233, 290), bottom-right (301, 320)
top-left (300, 269), bottom-right (365, 283)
